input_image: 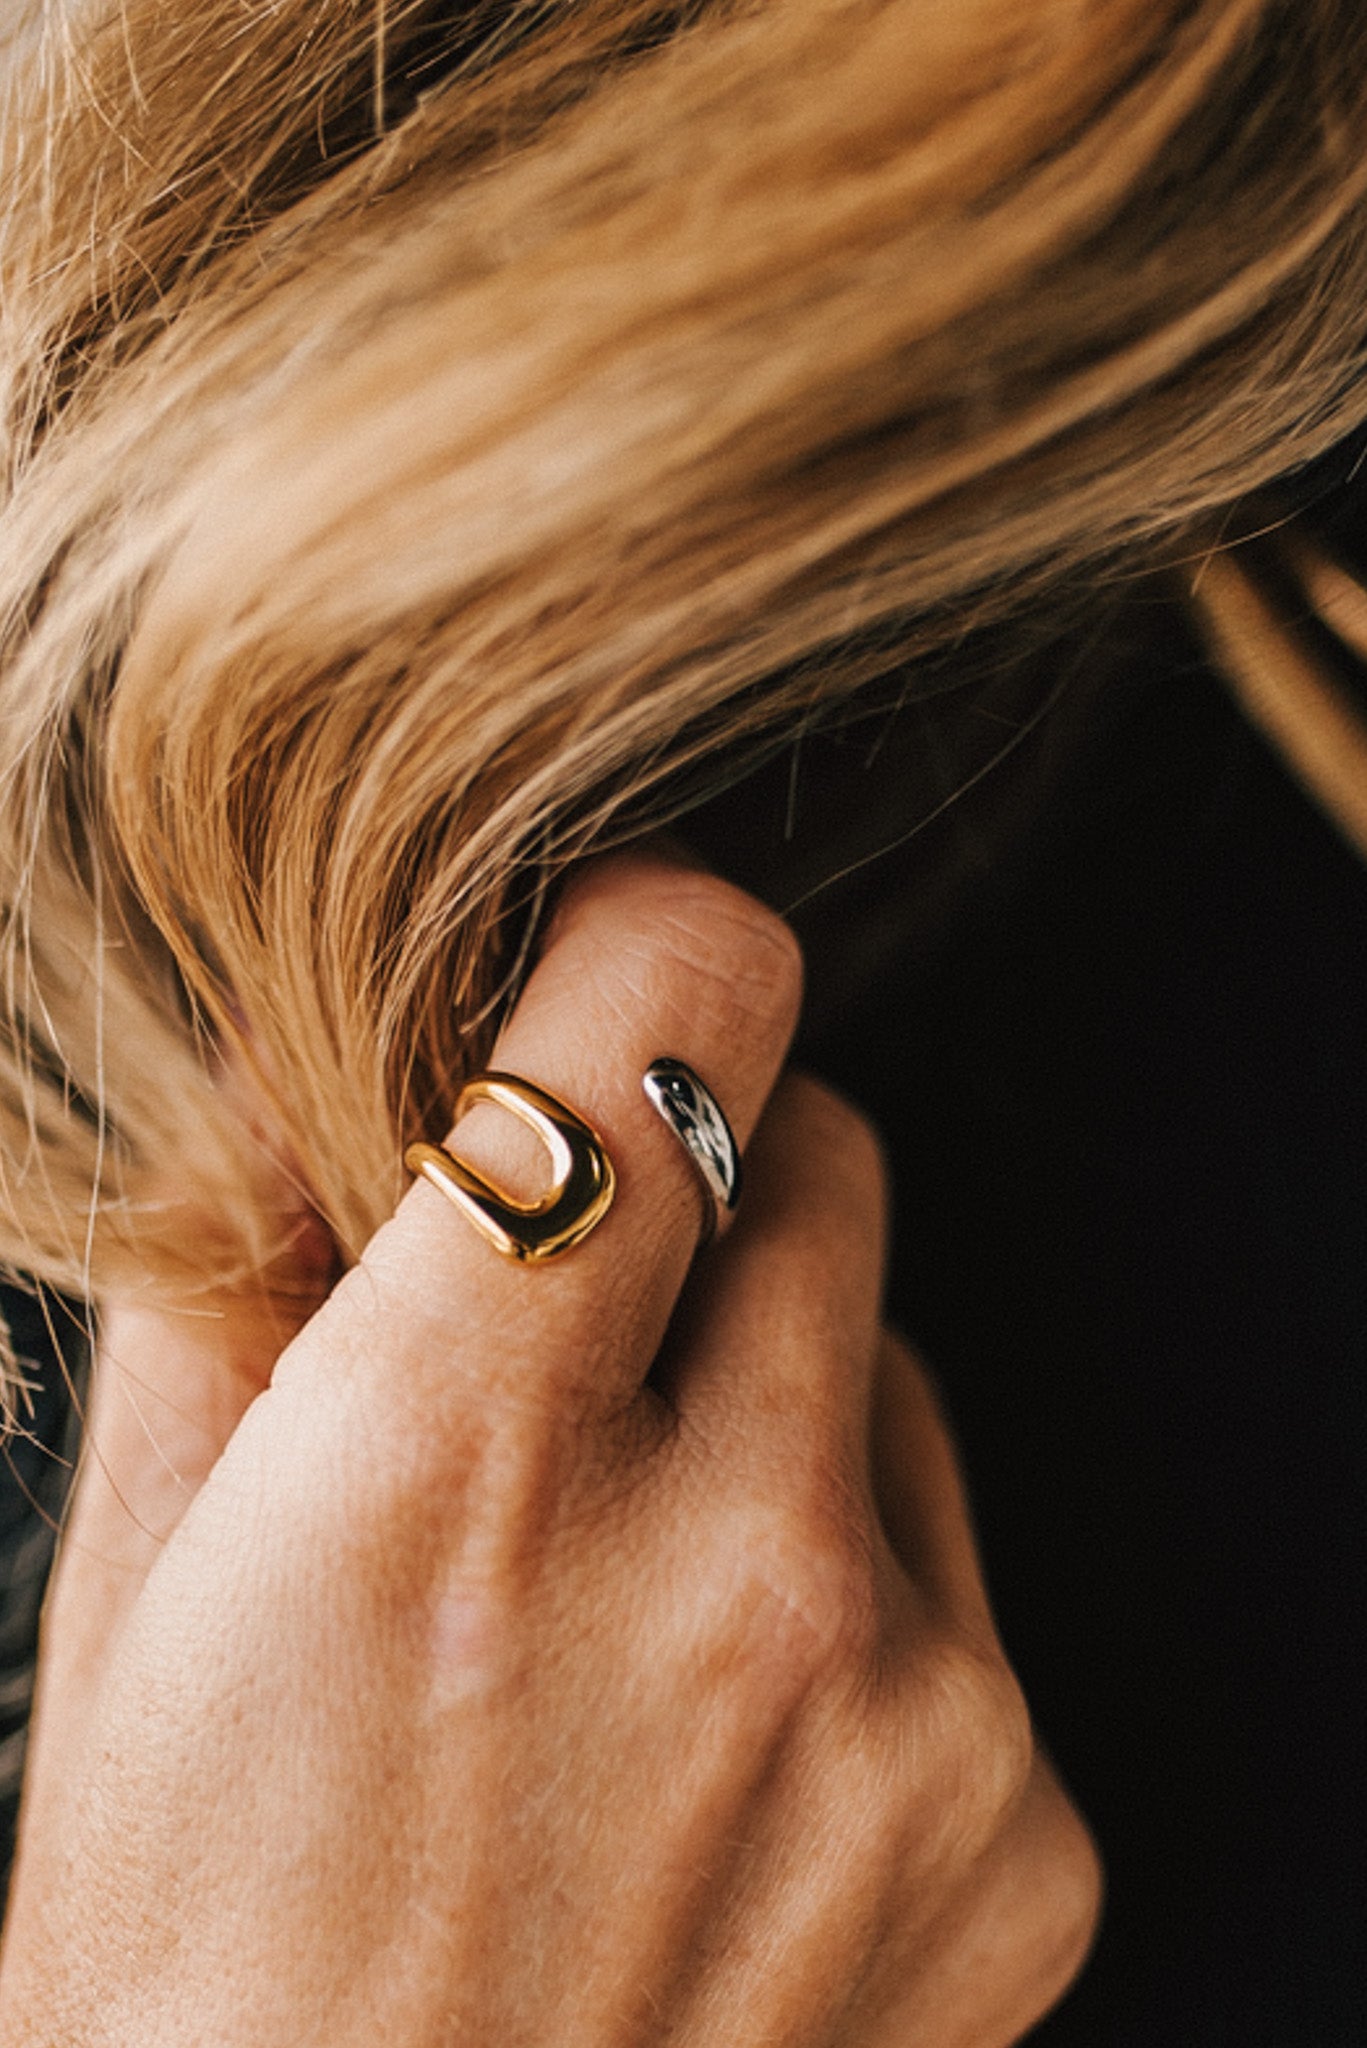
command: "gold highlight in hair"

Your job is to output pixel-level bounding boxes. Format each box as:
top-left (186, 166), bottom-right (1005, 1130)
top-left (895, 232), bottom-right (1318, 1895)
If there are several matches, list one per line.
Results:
top-left (2, 0), bottom-right (1367, 1348)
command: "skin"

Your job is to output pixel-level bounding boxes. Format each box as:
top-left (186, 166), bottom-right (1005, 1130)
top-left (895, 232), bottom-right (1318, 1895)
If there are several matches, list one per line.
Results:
top-left (0, 853), bottom-right (1100, 2045)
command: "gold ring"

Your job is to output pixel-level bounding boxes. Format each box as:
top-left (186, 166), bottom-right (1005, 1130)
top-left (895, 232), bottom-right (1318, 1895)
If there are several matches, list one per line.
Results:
top-left (404, 1071), bottom-right (615, 1263)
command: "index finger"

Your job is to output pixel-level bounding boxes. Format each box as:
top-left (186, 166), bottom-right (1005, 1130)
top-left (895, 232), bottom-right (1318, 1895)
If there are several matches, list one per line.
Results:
top-left (288, 852), bottom-right (802, 1425)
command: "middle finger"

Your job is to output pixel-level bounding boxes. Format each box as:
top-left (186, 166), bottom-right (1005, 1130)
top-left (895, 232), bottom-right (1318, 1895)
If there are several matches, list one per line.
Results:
top-left (284, 852), bottom-right (803, 1434)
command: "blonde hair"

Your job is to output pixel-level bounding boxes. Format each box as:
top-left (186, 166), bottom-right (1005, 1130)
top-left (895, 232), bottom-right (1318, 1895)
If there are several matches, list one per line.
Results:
top-left (2, 0), bottom-right (1367, 1345)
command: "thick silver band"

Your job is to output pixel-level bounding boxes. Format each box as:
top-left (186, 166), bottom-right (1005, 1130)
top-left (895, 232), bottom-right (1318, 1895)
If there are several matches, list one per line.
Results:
top-left (642, 1057), bottom-right (741, 1241)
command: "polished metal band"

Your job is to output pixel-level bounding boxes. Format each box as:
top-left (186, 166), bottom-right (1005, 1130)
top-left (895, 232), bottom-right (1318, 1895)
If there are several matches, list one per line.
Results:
top-left (405, 1072), bottom-right (615, 1264)
top-left (642, 1057), bottom-right (741, 1242)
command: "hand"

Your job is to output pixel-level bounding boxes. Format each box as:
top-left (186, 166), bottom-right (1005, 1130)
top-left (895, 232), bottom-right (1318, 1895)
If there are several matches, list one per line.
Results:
top-left (0, 854), bottom-right (1099, 2047)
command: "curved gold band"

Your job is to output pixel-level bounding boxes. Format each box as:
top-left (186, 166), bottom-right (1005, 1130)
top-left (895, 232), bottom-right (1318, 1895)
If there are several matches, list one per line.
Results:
top-left (404, 1072), bottom-right (616, 1263)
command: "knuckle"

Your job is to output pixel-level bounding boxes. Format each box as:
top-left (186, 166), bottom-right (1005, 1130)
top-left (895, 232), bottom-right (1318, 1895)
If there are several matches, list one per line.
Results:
top-left (997, 1764), bottom-right (1105, 2020)
top-left (776, 1072), bottom-right (890, 1206)
top-left (644, 874), bottom-right (804, 1038)
top-left (269, 1306), bottom-right (583, 1570)
top-left (548, 859), bottom-right (803, 1048)
top-left (1043, 1796), bottom-right (1106, 1986)
top-left (707, 1495), bottom-right (882, 1699)
top-left (912, 1761), bottom-right (1101, 2044)
top-left (910, 1629), bottom-right (1037, 1853)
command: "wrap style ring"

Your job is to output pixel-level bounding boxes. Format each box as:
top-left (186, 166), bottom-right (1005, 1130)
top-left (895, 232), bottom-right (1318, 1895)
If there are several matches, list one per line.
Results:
top-left (405, 1072), bottom-right (616, 1264)
top-left (642, 1056), bottom-right (742, 1244)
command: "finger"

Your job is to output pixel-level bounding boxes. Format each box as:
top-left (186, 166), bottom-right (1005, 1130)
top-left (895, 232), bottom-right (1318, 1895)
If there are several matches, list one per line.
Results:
top-left (869, 1329), bottom-right (997, 1635)
top-left (877, 1755), bottom-right (1102, 2048)
top-left (72, 1292), bottom-right (297, 1561)
top-left (666, 1071), bottom-right (889, 1480)
top-left (20, 1030), bottom-right (336, 1830)
top-left (21, 1278), bottom-right (321, 1840)
top-left (38, 1268), bottom-right (326, 1603)
top-left (297, 852), bottom-right (803, 1426)
top-left (63, 1136), bottom-right (335, 1575)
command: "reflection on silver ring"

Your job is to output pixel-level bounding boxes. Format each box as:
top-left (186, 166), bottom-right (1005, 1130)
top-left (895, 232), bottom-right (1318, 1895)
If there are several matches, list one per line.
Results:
top-left (642, 1057), bottom-right (741, 1242)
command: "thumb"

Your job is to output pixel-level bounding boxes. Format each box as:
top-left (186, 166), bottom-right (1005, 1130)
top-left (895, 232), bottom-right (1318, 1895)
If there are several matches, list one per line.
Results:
top-left (64, 1016), bottom-right (339, 1569)
top-left (76, 1280), bottom-right (317, 1566)
top-left (21, 1172), bottom-right (332, 1822)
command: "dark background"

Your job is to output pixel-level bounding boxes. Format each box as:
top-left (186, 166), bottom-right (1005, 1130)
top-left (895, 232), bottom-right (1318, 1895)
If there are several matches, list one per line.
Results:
top-left (798, 650), bottom-right (1367, 2043)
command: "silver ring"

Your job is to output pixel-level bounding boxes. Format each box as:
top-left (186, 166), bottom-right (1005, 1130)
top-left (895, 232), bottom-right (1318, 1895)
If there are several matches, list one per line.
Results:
top-left (642, 1057), bottom-right (741, 1242)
